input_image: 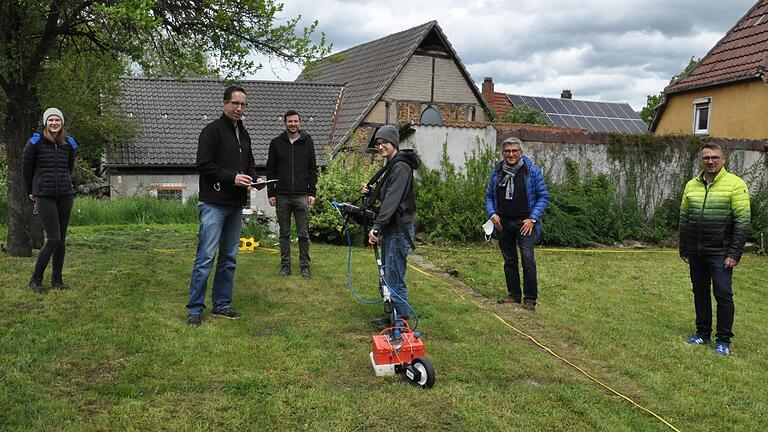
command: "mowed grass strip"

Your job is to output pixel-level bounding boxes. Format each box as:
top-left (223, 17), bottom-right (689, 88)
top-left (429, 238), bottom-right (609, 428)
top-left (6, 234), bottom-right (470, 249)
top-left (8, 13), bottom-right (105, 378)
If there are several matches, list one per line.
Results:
top-left (0, 225), bottom-right (760, 430)
top-left (418, 242), bottom-right (768, 432)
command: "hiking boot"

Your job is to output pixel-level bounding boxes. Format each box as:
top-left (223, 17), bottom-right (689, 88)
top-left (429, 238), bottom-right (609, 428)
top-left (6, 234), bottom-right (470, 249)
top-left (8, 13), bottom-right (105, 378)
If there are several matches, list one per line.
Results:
top-left (715, 342), bottom-right (730, 356)
top-left (52, 280), bottom-right (70, 290)
top-left (187, 314), bottom-right (202, 327)
top-left (685, 334), bottom-right (711, 345)
top-left (279, 266), bottom-right (291, 276)
top-left (372, 315), bottom-right (391, 326)
top-left (211, 307), bottom-right (242, 320)
top-left (497, 297), bottom-right (521, 305)
top-left (28, 279), bottom-right (44, 294)
top-left (523, 299), bottom-right (537, 311)
top-left (300, 267), bottom-right (311, 278)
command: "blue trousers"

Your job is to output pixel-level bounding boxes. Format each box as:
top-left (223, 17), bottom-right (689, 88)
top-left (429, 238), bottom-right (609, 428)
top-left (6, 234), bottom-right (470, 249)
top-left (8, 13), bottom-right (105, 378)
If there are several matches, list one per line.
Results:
top-left (381, 226), bottom-right (414, 320)
top-left (187, 202), bottom-right (242, 315)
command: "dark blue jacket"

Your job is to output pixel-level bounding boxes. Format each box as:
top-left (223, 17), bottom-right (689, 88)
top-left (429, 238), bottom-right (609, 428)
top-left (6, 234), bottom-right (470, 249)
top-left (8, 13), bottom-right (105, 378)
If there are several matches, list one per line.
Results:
top-left (22, 132), bottom-right (77, 197)
top-left (485, 155), bottom-right (549, 237)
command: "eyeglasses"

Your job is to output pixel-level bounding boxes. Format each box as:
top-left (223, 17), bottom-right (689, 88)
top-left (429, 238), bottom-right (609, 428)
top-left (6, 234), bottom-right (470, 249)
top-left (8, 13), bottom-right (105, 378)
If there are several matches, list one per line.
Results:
top-left (375, 142), bottom-right (391, 148)
top-left (701, 156), bottom-right (721, 161)
top-left (227, 101), bottom-right (247, 109)
top-left (503, 149), bottom-right (521, 154)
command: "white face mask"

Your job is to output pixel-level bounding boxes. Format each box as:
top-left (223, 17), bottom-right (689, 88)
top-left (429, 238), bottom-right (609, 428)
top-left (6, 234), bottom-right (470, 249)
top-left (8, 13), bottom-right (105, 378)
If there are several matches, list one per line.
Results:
top-left (482, 218), bottom-right (495, 241)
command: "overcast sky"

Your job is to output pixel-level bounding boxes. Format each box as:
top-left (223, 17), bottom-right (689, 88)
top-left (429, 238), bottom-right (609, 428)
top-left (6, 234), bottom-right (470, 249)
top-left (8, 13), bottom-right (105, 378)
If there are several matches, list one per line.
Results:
top-left (249, 0), bottom-right (757, 111)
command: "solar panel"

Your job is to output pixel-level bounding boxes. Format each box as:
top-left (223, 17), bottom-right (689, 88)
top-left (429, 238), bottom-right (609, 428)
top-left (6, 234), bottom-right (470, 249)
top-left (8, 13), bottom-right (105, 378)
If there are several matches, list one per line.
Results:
top-left (560, 99), bottom-right (582, 115)
top-left (562, 115), bottom-right (580, 128)
top-left (535, 97), bottom-right (557, 114)
top-left (572, 115), bottom-right (591, 129)
top-left (548, 98), bottom-right (570, 115)
top-left (549, 114), bottom-right (567, 126)
top-left (506, 94), bottom-right (645, 133)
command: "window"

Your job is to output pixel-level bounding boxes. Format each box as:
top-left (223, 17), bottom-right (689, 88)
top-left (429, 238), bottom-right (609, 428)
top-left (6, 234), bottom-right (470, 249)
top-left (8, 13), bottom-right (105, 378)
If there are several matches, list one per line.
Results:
top-left (157, 189), bottom-right (182, 201)
top-left (420, 106), bottom-right (443, 126)
top-left (693, 97), bottom-right (711, 135)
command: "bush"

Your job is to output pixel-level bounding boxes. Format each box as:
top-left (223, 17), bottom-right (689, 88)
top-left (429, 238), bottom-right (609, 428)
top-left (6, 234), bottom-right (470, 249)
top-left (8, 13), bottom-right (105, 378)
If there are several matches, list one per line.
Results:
top-left (310, 151), bottom-right (380, 243)
top-left (0, 154), bottom-right (7, 226)
top-left (416, 139), bottom-right (497, 241)
top-left (70, 196), bottom-right (198, 225)
top-left (540, 160), bottom-right (658, 246)
top-left (751, 181), bottom-right (768, 249)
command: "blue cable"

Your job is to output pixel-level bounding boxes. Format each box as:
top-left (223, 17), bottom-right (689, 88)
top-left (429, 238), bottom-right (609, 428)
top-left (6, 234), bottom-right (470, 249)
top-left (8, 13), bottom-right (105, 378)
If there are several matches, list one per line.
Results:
top-left (331, 201), bottom-right (420, 330)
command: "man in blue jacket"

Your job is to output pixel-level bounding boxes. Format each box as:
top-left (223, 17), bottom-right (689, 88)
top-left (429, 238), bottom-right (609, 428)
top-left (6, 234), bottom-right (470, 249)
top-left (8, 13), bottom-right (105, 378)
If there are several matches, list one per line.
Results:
top-left (485, 137), bottom-right (549, 310)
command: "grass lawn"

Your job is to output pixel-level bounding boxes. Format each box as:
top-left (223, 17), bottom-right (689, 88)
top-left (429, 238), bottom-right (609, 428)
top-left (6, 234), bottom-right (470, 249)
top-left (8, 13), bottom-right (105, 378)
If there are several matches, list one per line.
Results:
top-left (1, 225), bottom-right (765, 431)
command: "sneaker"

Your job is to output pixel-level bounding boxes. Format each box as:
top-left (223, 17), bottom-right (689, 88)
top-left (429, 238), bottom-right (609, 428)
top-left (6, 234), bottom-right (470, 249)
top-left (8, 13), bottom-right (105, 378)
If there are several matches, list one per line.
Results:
top-left (211, 307), bottom-right (242, 320)
top-left (28, 279), bottom-right (44, 294)
top-left (279, 266), bottom-right (291, 276)
top-left (187, 314), bottom-right (202, 327)
top-left (300, 267), bottom-right (311, 278)
top-left (523, 299), bottom-right (537, 311)
top-left (52, 280), bottom-right (70, 290)
top-left (685, 334), bottom-right (711, 345)
top-left (497, 297), bottom-right (521, 304)
top-left (715, 342), bottom-right (730, 356)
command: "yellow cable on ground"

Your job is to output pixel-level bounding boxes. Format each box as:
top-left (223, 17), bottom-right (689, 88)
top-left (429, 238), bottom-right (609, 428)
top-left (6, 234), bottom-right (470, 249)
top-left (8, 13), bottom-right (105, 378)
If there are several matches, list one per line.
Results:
top-left (540, 248), bottom-right (677, 254)
top-left (408, 263), bottom-right (682, 432)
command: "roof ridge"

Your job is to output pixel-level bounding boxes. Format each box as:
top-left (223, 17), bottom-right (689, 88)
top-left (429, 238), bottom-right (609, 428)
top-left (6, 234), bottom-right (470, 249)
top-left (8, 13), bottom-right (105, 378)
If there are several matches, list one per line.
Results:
top-left (506, 93), bottom-right (634, 105)
top-left (118, 76), bottom-right (345, 86)
top-left (314, 21), bottom-right (437, 60)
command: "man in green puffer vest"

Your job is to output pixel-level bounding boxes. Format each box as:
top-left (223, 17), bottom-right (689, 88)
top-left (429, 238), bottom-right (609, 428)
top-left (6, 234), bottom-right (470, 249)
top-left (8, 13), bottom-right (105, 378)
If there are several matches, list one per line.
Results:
top-left (679, 143), bottom-right (751, 356)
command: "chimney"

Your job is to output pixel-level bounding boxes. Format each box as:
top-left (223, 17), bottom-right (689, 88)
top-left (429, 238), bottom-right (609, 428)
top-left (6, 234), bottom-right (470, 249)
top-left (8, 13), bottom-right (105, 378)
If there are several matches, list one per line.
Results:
top-left (482, 77), bottom-right (494, 103)
top-left (561, 89), bottom-right (572, 99)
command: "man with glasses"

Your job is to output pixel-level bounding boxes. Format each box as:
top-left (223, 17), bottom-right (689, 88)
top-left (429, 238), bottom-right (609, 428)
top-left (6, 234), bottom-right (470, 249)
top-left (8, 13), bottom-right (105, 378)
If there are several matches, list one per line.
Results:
top-left (680, 143), bottom-right (751, 356)
top-left (266, 110), bottom-right (318, 277)
top-left (485, 137), bottom-right (549, 310)
top-left (186, 85), bottom-right (265, 326)
top-left (362, 125), bottom-right (421, 326)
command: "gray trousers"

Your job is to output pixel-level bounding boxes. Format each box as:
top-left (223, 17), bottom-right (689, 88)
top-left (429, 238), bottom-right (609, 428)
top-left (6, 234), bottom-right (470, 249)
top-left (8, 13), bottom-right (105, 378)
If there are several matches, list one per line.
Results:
top-left (275, 194), bottom-right (310, 269)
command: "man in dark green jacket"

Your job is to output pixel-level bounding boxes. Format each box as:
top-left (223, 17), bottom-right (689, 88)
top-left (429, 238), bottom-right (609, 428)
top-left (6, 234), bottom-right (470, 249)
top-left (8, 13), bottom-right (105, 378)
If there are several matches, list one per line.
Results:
top-left (679, 143), bottom-right (751, 356)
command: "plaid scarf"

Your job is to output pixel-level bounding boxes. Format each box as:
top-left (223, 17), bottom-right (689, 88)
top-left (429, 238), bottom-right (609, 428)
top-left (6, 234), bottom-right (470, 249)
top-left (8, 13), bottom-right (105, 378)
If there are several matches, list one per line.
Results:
top-left (499, 159), bottom-right (524, 200)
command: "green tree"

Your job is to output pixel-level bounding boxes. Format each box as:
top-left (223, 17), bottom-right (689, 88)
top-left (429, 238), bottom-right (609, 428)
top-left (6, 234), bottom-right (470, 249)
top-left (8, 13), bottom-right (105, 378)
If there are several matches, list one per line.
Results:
top-left (0, 0), bottom-right (330, 256)
top-left (641, 57), bottom-right (699, 127)
top-left (494, 103), bottom-right (549, 125)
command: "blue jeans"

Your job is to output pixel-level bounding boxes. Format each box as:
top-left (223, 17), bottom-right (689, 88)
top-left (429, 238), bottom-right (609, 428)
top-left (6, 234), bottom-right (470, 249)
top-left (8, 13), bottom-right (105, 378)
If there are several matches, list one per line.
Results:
top-left (381, 226), bottom-right (414, 320)
top-left (498, 217), bottom-right (538, 302)
top-left (187, 202), bottom-right (242, 315)
top-left (689, 255), bottom-right (734, 344)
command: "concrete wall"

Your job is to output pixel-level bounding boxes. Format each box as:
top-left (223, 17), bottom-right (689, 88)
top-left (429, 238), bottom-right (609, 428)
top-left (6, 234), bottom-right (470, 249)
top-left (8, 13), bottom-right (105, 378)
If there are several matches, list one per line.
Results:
top-left (655, 80), bottom-right (768, 140)
top-left (401, 125), bottom-right (496, 171)
top-left (108, 170), bottom-right (274, 218)
top-left (404, 124), bottom-right (767, 217)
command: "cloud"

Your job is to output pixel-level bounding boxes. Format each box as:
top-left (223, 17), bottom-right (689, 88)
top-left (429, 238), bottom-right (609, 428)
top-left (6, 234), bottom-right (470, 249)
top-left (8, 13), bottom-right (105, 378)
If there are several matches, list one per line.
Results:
top-left (250, 0), bottom-right (758, 110)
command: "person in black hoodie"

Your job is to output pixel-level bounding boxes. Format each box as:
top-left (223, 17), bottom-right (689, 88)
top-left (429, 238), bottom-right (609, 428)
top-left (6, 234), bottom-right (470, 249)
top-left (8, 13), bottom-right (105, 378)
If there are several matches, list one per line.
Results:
top-left (22, 108), bottom-right (77, 293)
top-left (362, 125), bottom-right (421, 325)
top-left (266, 110), bottom-right (317, 277)
top-left (186, 85), bottom-right (265, 327)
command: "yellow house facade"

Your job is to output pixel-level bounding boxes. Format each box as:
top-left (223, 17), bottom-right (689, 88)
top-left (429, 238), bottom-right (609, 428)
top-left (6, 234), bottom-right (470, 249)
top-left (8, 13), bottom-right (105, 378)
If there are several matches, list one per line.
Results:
top-left (654, 79), bottom-right (768, 140)
top-left (651, 0), bottom-right (768, 140)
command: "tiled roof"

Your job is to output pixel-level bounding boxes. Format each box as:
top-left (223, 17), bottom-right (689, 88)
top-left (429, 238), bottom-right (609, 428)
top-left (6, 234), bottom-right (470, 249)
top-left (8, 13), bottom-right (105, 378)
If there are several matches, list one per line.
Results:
top-left (491, 92), bottom-right (513, 116)
top-left (507, 94), bottom-right (647, 133)
top-left (297, 21), bottom-right (489, 151)
top-left (107, 77), bottom-right (344, 168)
top-left (666, 0), bottom-right (768, 93)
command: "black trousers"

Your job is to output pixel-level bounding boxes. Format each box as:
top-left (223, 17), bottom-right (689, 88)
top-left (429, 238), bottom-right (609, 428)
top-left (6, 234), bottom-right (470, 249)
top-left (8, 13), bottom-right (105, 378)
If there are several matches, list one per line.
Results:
top-left (32, 195), bottom-right (74, 282)
top-left (498, 217), bottom-right (538, 302)
top-left (689, 255), bottom-right (735, 344)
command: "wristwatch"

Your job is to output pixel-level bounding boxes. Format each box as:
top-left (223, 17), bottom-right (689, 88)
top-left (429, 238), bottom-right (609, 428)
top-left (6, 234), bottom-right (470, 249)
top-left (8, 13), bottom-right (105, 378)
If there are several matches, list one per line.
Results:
top-left (530, 218), bottom-right (537, 224)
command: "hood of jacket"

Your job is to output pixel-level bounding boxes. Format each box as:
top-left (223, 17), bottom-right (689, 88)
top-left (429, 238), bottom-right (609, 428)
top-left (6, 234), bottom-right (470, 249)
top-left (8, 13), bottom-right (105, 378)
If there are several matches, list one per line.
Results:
top-left (389, 148), bottom-right (421, 170)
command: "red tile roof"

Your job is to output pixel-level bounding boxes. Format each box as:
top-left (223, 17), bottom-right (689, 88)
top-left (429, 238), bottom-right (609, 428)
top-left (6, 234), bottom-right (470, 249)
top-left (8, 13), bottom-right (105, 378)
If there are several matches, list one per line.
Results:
top-left (490, 91), bottom-right (513, 115)
top-left (666, 0), bottom-right (768, 93)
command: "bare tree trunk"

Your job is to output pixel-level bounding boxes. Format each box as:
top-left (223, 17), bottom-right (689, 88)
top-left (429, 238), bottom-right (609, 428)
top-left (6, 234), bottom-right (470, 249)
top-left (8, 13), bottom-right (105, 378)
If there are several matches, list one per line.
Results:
top-left (4, 83), bottom-right (39, 257)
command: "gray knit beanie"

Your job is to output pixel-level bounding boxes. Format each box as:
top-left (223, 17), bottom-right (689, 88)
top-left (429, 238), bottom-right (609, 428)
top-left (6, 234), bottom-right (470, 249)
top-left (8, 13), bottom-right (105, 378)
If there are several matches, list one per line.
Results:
top-left (43, 108), bottom-right (64, 125)
top-left (374, 125), bottom-right (399, 148)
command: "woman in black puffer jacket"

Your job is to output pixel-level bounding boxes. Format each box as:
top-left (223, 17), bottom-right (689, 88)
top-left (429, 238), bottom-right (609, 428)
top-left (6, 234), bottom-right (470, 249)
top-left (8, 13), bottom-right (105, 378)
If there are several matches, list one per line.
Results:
top-left (21, 108), bottom-right (77, 293)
